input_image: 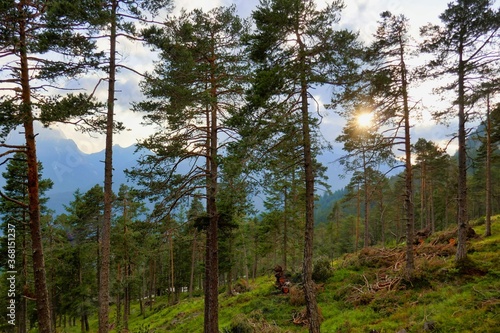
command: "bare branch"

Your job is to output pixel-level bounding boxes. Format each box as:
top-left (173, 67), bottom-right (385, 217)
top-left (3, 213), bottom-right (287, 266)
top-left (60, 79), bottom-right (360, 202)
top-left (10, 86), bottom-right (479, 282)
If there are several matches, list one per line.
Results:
top-left (115, 64), bottom-right (147, 77)
top-left (0, 145), bottom-right (27, 163)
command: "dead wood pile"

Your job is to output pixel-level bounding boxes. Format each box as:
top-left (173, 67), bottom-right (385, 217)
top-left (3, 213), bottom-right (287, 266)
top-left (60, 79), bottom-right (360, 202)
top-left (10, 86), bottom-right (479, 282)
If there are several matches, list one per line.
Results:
top-left (342, 236), bottom-right (462, 306)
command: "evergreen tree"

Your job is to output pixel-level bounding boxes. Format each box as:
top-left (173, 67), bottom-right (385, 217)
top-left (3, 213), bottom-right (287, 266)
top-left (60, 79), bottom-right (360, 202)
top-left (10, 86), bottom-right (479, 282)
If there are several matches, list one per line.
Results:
top-left (245, 0), bottom-right (360, 330)
top-left (111, 184), bottom-right (148, 331)
top-left (0, 153), bottom-right (52, 332)
top-left (94, 1), bottom-right (171, 329)
top-left (130, 6), bottom-right (249, 331)
top-left (338, 10), bottom-right (417, 277)
top-left (186, 197), bottom-right (204, 298)
top-left (420, 0), bottom-right (500, 262)
top-left (53, 186), bottom-right (105, 332)
top-left (0, 2), bottom-right (106, 330)
top-left (336, 115), bottom-right (394, 249)
top-left (474, 102), bottom-right (500, 236)
top-left (413, 138), bottom-right (451, 233)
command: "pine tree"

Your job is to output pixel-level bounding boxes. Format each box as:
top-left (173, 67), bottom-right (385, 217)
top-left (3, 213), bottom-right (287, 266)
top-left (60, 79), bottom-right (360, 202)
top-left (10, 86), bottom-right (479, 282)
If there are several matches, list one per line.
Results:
top-left (0, 153), bottom-right (52, 332)
top-left (52, 186), bottom-right (104, 332)
top-left (130, 6), bottom-right (249, 331)
top-left (420, 0), bottom-right (500, 263)
top-left (336, 114), bottom-right (394, 249)
top-left (110, 184), bottom-right (148, 330)
top-left (186, 197), bottom-right (204, 298)
top-left (94, 1), bottom-right (171, 330)
top-left (245, 1), bottom-right (361, 331)
top-left (0, 2), bottom-right (107, 330)
top-left (345, 11), bottom-right (417, 278)
top-left (413, 138), bottom-right (450, 233)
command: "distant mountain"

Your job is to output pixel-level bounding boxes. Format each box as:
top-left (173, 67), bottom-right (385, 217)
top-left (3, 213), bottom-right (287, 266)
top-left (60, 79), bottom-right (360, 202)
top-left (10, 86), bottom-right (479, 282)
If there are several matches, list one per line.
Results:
top-left (0, 127), bottom-right (351, 217)
top-left (39, 141), bottom-right (138, 215)
top-left (0, 127), bottom-right (140, 215)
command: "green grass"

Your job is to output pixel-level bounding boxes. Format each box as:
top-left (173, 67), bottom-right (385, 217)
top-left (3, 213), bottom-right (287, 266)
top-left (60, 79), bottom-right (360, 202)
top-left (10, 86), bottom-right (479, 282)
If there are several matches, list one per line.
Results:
top-left (53, 217), bottom-right (500, 333)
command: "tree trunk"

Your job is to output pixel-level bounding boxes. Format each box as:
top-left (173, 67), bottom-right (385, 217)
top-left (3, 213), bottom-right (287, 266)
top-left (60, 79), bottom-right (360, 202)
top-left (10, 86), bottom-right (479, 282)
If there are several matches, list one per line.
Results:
top-left (227, 269), bottom-right (233, 296)
top-left (19, 2), bottom-right (53, 329)
top-left (240, 227), bottom-right (250, 285)
top-left (430, 180), bottom-right (435, 233)
top-left (204, 61), bottom-right (219, 332)
top-left (20, 221), bottom-right (28, 333)
top-left (123, 281), bottom-right (129, 331)
top-left (227, 235), bottom-right (234, 296)
top-left (99, 1), bottom-right (117, 332)
top-left (189, 230), bottom-right (197, 298)
top-left (355, 184), bottom-right (360, 251)
top-left (456, 46), bottom-right (468, 263)
top-left (363, 152), bottom-right (370, 248)
top-left (399, 37), bottom-right (415, 279)
top-left (420, 161), bottom-right (426, 230)
top-left (300, 52), bottom-right (321, 331)
top-left (379, 193), bottom-right (386, 245)
top-left (204, 155), bottom-right (219, 333)
top-left (252, 228), bottom-right (258, 281)
top-left (115, 263), bottom-right (121, 330)
top-left (283, 186), bottom-right (288, 271)
top-left (169, 231), bottom-right (175, 304)
top-left (123, 202), bottom-right (130, 330)
top-left (485, 94), bottom-right (492, 237)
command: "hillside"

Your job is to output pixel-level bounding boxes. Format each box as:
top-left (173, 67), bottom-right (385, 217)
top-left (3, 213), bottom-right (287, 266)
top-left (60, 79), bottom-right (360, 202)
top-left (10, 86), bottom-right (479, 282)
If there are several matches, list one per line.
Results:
top-left (60, 217), bottom-right (500, 333)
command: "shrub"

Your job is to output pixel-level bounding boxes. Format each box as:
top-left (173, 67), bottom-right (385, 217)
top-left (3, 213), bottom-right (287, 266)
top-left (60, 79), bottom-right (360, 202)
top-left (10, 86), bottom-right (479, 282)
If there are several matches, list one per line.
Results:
top-left (313, 258), bottom-right (334, 282)
top-left (233, 279), bottom-right (251, 293)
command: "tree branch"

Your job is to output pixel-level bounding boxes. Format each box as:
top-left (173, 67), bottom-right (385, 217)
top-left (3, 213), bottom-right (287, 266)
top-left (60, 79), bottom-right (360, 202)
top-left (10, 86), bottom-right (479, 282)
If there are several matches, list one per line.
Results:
top-left (115, 64), bottom-right (147, 78)
top-left (0, 190), bottom-right (29, 209)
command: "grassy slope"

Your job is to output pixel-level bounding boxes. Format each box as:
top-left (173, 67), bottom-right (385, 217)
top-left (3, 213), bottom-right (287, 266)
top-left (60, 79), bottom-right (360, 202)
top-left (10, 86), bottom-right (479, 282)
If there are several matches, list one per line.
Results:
top-left (59, 217), bottom-right (500, 333)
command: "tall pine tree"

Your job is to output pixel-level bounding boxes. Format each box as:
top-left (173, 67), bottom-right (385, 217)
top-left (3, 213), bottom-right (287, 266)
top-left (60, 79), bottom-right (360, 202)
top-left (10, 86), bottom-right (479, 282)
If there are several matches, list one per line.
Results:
top-left (0, 2), bottom-right (103, 330)
top-left (130, 6), bottom-right (249, 332)
top-left (245, 1), bottom-right (360, 331)
top-left (420, 0), bottom-right (500, 262)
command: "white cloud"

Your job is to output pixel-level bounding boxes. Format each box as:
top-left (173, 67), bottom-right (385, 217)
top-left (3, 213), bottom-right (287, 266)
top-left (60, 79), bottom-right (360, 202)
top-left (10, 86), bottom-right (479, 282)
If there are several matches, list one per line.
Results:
top-left (173, 0), bottom-right (224, 14)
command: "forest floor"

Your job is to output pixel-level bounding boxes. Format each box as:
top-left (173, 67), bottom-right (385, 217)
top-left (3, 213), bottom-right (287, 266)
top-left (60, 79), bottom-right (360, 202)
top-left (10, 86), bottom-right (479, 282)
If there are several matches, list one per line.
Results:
top-left (60, 216), bottom-right (500, 333)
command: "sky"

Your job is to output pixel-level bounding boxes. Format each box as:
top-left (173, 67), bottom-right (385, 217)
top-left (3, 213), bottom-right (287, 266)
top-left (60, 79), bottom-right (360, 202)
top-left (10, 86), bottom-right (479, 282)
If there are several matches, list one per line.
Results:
top-left (49, 0), bottom-right (460, 157)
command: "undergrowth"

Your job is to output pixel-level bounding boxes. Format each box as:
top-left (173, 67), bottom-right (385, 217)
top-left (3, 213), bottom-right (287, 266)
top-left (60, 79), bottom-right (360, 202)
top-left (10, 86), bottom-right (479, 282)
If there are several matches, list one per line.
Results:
top-left (53, 216), bottom-right (500, 333)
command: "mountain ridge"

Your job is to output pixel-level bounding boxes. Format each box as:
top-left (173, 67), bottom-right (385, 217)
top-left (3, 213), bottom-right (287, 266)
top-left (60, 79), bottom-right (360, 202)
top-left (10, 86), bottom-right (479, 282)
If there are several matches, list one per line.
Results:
top-left (0, 126), bottom-right (350, 216)
top-left (0, 127), bottom-right (139, 215)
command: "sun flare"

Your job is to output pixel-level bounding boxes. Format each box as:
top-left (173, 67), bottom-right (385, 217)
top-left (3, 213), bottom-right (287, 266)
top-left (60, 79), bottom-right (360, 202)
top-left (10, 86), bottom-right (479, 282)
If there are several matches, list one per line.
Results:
top-left (357, 112), bottom-right (373, 128)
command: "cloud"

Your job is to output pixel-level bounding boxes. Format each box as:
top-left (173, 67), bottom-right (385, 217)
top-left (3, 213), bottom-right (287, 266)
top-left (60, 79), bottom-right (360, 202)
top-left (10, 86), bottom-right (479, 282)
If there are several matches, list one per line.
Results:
top-left (49, 0), bottom-right (456, 155)
top-left (172, 0), bottom-right (224, 14)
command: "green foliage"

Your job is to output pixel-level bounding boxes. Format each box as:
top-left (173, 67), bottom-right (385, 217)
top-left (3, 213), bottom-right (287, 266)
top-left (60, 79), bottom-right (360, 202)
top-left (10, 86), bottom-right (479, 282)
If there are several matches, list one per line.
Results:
top-left (51, 220), bottom-right (500, 332)
top-left (312, 258), bottom-right (333, 283)
top-left (131, 5), bottom-right (250, 220)
top-left (2, 1), bottom-right (500, 332)
top-left (132, 324), bottom-right (155, 333)
top-left (38, 93), bottom-right (124, 134)
top-left (0, 154), bottom-right (53, 329)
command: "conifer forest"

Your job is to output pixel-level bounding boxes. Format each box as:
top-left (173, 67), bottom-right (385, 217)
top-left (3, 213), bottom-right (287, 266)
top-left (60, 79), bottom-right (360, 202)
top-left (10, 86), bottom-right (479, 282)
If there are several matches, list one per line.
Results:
top-left (1, 0), bottom-right (500, 332)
